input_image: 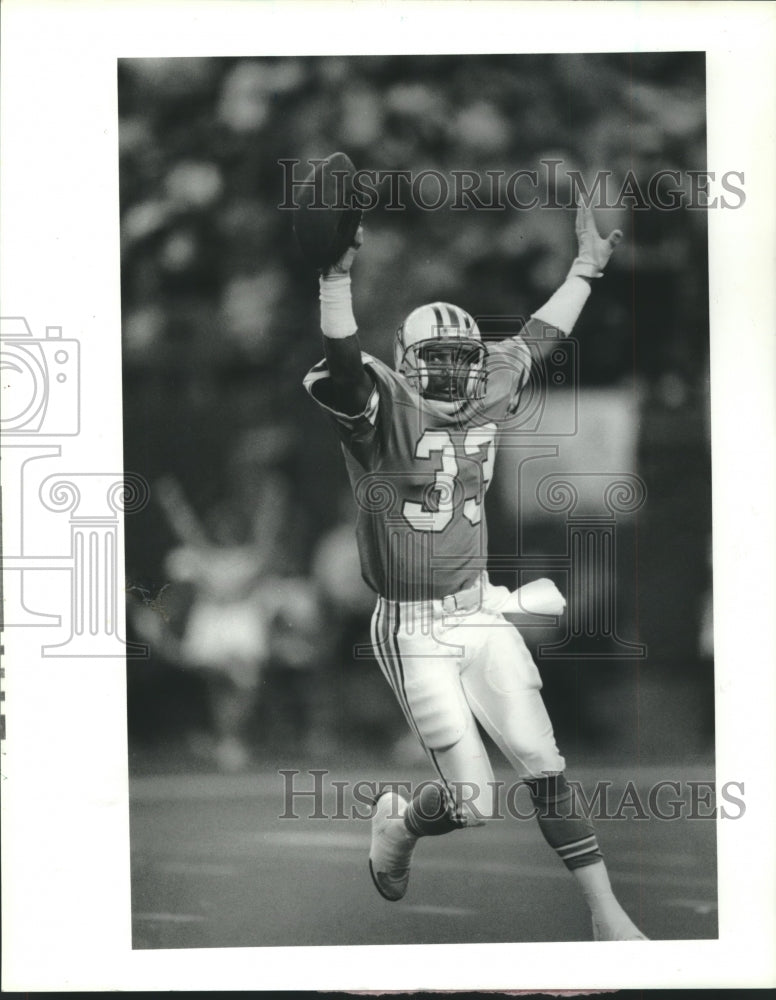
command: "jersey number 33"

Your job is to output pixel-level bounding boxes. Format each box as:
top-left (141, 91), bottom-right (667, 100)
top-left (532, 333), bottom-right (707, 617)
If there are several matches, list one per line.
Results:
top-left (402, 422), bottom-right (497, 533)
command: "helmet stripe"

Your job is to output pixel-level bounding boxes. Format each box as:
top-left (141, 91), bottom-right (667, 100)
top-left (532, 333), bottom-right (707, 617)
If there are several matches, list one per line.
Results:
top-left (445, 304), bottom-right (460, 328)
top-left (431, 304), bottom-right (445, 337)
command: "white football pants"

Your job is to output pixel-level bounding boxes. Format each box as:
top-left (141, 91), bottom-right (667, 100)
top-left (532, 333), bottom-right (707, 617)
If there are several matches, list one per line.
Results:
top-left (370, 586), bottom-right (566, 824)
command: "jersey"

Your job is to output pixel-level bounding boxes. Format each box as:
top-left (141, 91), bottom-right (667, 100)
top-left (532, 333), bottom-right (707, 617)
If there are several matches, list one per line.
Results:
top-left (304, 337), bottom-right (532, 601)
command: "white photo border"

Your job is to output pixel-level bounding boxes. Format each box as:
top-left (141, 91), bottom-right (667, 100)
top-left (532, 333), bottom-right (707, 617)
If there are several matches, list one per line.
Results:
top-left (1, 0), bottom-right (774, 991)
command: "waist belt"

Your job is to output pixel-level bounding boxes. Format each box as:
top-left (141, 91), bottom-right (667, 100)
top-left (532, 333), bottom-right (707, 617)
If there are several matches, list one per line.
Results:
top-left (384, 575), bottom-right (566, 620)
top-left (440, 578), bottom-right (485, 614)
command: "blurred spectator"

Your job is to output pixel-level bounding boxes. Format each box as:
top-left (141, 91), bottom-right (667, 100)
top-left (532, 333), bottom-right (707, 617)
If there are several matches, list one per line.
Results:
top-left (261, 576), bottom-right (327, 753)
top-left (131, 478), bottom-right (271, 771)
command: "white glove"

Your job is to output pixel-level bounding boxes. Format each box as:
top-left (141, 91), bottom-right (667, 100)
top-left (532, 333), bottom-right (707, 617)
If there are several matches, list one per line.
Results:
top-left (567, 202), bottom-right (623, 279)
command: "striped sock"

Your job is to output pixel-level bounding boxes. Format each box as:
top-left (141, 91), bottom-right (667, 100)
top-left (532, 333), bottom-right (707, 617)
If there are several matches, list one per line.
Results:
top-left (526, 773), bottom-right (604, 870)
top-left (403, 781), bottom-right (463, 838)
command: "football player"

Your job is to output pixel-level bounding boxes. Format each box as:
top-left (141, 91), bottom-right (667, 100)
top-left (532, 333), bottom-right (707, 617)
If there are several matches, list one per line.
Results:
top-left (303, 204), bottom-right (647, 941)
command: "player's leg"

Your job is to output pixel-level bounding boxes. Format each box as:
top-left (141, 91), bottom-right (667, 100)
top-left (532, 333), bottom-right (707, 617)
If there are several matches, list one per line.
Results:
top-left (376, 598), bottom-right (502, 822)
top-left (460, 616), bottom-right (647, 940)
top-left (368, 598), bottom-right (496, 900)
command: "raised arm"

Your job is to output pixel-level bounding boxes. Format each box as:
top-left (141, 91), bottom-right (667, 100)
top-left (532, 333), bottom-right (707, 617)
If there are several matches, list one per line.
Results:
top-left (318, 226), bottom-right (373, 416)
top-left (520, 203), bottom-right (623, 349)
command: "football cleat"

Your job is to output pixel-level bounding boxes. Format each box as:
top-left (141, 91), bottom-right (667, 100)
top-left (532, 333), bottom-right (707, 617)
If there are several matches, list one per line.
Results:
top-left (368, 791), bottom-right (417, 901)
top-left (592, 915), bottom-right (649, 941)
top-left (395, 302), bottom-right (487, 402)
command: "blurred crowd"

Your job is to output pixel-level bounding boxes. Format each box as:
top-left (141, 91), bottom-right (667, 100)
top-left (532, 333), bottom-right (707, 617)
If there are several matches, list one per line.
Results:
top-left (121, 54), bottom-right (714, 771)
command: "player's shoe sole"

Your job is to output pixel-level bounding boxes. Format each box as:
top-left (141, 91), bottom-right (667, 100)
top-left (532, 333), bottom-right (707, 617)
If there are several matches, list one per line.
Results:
top-left (368, 791), bottom-right (417, 902)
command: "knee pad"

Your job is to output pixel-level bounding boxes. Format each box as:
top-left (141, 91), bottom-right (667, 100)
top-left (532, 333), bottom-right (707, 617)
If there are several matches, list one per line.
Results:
top-left (483, 627), bottom-right (543, 693)
top-left (403, 677), bottom-right (470, 751)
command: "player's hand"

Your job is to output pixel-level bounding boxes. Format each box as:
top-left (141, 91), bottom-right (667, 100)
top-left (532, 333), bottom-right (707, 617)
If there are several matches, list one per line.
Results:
top-left (568, 201), bottom-right (622, 279)
top-left (324, 224), bottom-right (364, 278)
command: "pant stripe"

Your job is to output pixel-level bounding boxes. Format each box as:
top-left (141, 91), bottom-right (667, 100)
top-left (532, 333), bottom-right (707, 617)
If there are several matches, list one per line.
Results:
top-left (372, 600), bottom-right (424, 747)
top-left (388, 602), bottom-right (427, 748)
top-left (371, 599), bottom-right (451, 794)
top-left (390, 603), bottom-right (459, 810)
top-left (372, 598), bottom-right (462, 816)
top-left (371, 602), bottom-right (397, 700)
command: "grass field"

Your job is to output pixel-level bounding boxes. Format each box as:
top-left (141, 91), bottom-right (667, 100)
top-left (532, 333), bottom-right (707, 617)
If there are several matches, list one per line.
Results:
top-left (129, 762), bottom-right (718, 949)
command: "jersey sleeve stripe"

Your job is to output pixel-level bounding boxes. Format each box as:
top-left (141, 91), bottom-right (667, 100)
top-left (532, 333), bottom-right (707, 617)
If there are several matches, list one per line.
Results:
top-left (516, 336), bottom-right (532, 387)
top-left (303, 369), bottom-right (379, 428)
top-left (504, 335), bottom-right (533, 391)
top-left (363, 384), bottom-right (379, 425)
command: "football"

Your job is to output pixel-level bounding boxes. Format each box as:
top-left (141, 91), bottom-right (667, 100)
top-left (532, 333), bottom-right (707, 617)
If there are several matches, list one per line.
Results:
top-left (292, 151), bottom-right (363, 272)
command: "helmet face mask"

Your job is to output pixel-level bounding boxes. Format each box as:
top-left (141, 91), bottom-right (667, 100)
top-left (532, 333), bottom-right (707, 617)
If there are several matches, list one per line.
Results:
top-left (395, 303), bottom-right (488, 403)
top-left (401, 338), bottom-right (487, 402)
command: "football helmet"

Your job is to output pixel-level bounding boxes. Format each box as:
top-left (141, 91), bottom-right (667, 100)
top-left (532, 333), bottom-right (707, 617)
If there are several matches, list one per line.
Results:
top-left (395, 302), bottom-right (487, 402)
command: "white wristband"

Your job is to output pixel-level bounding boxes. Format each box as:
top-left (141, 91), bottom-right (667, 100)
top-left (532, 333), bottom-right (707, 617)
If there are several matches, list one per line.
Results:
top-left (530, 276), bottom-right (591, 335)
top-left (319, 273), bottom-right (357, 340)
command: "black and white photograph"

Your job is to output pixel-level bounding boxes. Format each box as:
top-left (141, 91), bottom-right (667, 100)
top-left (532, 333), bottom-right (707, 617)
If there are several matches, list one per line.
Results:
top-left (121, 50), bottom-right (718, 949)
top-left (1, 1), bottom-right (775, 993)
